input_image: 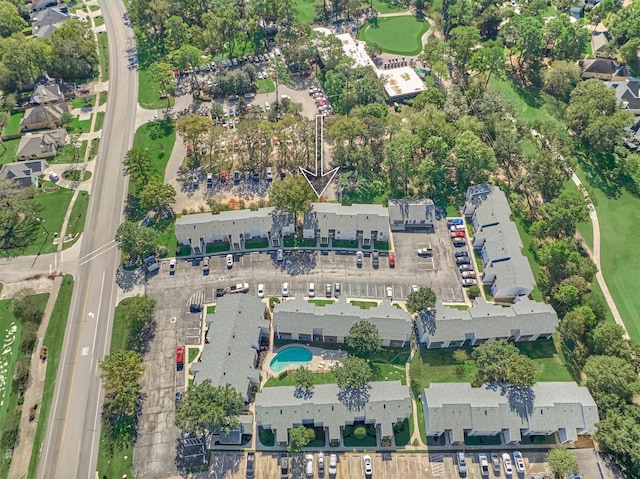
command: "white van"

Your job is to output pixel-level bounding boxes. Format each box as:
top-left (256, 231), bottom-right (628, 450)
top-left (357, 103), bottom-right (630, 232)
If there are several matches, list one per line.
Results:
top-left (49, 171), bottom-right (59, 182)
top-left (308, 283), bottom-right (315, 298)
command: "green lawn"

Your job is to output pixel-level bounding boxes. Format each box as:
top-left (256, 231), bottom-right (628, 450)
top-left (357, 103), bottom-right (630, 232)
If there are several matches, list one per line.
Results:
top-left (514, 340), bottom-right (573, 382)
top-left (153, 216), bottom-right (177, 256)
top-left (256, 78), bottom-right (275, 94)
top-left (71, 94), bottom-right (95, 109)
top-left (394, 417), bottom-right (411, 446)
top-left (372, 363), bottom-right (406, 384)
top-left (349, 300), bottom-right (378, 309)
top-left (51, 140), bottom-right (88, 164)
top-left (0, 138), bottom-right (20, 164)
top-left (574, 166), bottom-right (640, 343)
top-left (89, 138), bottom-right (100, 159)
top-left (27, 275), bottom-right (74, 479)
top-left (264, 370), bottom-right (338, 387)
top-left (308, 299), bottom-right (335, 306)
top-left (283, 237), bottom-right (317, 247)
top-left (138, 67), bottom-right (174, 110)
top-left (97, 32), bottom-right (109, 81)
top-left (63, 190), bottom-right (90, 249)
top-left (93, 15), bottom-right (104, 27)
top-left (188, 347), bottom-right (200, 363)
top-left (99, 91), bottom-right (108, 106)
top-left (0, 187), bottom-right (74, 257)
top-left (89, 4), bottom-right (100, 11)
top-left (245, 238), bottom-right (269, 249)
top-left (512, 213), bottom-right (544, 302)
top-left (372, 0), bottom-right (406, 13)
top-left (293, 0), bottom-right (322, 22)
top-left (205, 243), bottom-right (231, 254)
top-left (5, 112), bottom-right (23, 135)
top-left (66, 115), bottom-right (92, 134)
top-left (132, 120), bottom-right (176, 183)
top-left (95, 111), bottom-right (105, 131)
top-left (206, 305), bottom-right (216, 314)
top-left (332, 239), bottom-right (359, 249)
top-left (358, 16), bottom-right (429, 56)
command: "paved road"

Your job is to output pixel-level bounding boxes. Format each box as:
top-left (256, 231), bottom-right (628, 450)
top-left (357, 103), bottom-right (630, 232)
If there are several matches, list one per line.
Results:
top-left (38, 0), bottom-right (136, 477)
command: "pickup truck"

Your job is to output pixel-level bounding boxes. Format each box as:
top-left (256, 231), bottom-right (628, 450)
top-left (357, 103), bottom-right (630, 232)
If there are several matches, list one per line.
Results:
top-left (416, 247), bottom-right (433, 256)
top-left (216, 282), bottom-right (250, 296)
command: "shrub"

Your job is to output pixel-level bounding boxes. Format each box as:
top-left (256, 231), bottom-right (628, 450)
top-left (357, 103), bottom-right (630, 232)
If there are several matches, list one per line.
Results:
top-left (353, 426), bottom-right (367, 440)
top-left (305, 428), bottom-right (316, 441)
top-left (157, 246), bottom-right (168, 257)
top-left (269, 297), bottom-right (281, 308)
top-left (467, 285), bottom-right (481, 298)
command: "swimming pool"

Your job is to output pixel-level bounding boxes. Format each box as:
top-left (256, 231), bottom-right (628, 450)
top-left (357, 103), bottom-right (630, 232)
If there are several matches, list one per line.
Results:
top-left (270, 347), bottom-right (313, 373)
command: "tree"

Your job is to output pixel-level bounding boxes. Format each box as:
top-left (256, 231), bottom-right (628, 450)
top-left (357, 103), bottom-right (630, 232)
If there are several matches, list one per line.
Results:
top-left (595, 408), bottom-right (640, 477)
top-left (469, 40), bottom-right (505, 88)
top-left (268, 174), bottom-right (316, 227)
top-left (588, 322), bottom-right (630, 359)
top-left (406, 287), bottom-right (437, 314)
top-left (546, 448), bottom-right (579, 479)
top-left (0, 177), bottom-right (38, 250)
top-left (292, 366), bottom-right (314, 391)
top-left (288, 425), bottom-right (311, 452)
top-left (139, 180), bottom-right (176, 214)
top-left (148, 61), bottom-right (175, 108)
top-left (100, 349), bottom-right (144, 440)
top-left (0, 1), bottom-right (27, 38)
top-left (13, 295), bottom-right (46, 325)
top-left (115, 221), bottom-right (159, 263)
top-left (504, 353), bottom-right (539, 387)
top-left (451, 131), bottom-right (497, 191)
top-left (123, 148), bottom-right (153, 189)
top-left (583, 355), bottom-right (640, 404)
top-left (176, 114), bottom-right (212, 162)
top-left (175, 381), bottom-right (244, 436)
top-left (453, 349), bottom-right (469, 364)
top-left (542, 61), bottom-right (582, 102)
top-left (472, 339), bottom-right (539, 386)
top-left (48, 20), bottom-right (98, 81)
top-left (449, 26), bottom-right (482, 71)
top-left (346, 321), bottom-right (382, 356)
top-left (334, 356), bottom-right (372, 389)
top-left (122, 295), bottom-right (156, 329)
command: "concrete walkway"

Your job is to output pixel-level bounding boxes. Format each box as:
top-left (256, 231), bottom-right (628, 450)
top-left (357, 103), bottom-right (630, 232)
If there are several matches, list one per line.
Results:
top-left (7, 276), bottom-right (62, 479)
top-left (405, 348), bottom-right (426, 448)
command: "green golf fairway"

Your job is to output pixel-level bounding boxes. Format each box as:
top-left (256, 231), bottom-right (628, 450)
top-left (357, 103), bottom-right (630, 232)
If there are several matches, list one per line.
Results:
top-left (358, 16), bottom-right (429, 56)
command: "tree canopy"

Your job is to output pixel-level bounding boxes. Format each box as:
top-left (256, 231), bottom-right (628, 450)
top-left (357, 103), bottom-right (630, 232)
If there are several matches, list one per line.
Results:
top-left (334, 356), bottom-right (373, 390)
top-left (346, 321), bottom-right (382, 357)
top-left (115, 221), bottom-right (159, 263)
top-left (472, 339), bottom-right (539, 387)
top-left (268, 174), bottom-right (316, 221)
top-left (546, 448), bottom-right (579, 479)
top-left (406, 287), bottom-right (437, 314)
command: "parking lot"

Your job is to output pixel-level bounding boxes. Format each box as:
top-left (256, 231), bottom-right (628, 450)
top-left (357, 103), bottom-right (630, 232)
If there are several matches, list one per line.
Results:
top-left (188, 451), bottom-right (551, 479)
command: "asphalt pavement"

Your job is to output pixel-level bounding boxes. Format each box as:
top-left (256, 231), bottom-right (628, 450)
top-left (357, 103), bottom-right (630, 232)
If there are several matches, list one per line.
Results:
top-left (38, 0), bottom-right (137, 477)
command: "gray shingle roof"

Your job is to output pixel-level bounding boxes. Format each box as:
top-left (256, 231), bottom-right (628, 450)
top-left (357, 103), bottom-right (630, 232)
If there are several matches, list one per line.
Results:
top-left (417, 298), bottom-right (558, 345)
top-left (21, 103), bottom-right (70, 128)
top-left (303, 203), bottom-right (389, 234)
top-left (255, 381), bottom-right (412, 442)
top-left (32, 7), bottom-right (69, 29)
top-left (0, 160), bottom-right (48, 188)
top-left (17, 129), bottom-right (67, 160)
top-left (605, 77), bottom-right (640, 114)
top-left (388, 199), bottom-right (435, 224)
top-left (273, 296), bottom-right (412, 343)
top-left (422, 382), bottom-right (599, 443)
top-left (191, 295), bottom-right (268, 402)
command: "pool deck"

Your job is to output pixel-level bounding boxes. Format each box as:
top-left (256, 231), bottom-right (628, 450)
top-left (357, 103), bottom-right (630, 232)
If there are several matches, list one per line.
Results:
top-left (263, 344), bottom-right (349, 380)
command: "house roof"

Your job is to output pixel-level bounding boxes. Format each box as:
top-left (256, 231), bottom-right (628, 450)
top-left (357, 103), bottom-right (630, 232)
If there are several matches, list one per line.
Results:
top-left (605, 77), bottom-right (640, 114)
top-left (255, 381), bottom-right (412, 442)
top-left (31, 0), bottom-right (58, 10)
top-left (423, 382), bottom-right (599, 443)
top-left (580, 58), bottom-right (628, 78)
top-left (17, 129), bottom-right (68, 159)
top-left (32, 6), bottom-right (69, 28)
top-left (190, 295), bottom-right (268, 401)
top-left (303, 203), bottom-right (389, 233)
top-left (0, 160), bottom-right (48, 186)
top-left (417, 297), bottom-right (558, 344)
top-left (388, 198), bottom-right (435, 225)
top-left (21, 103), bottom-right (70, 127)
top-left (273, 295), bottom-right (412, 342)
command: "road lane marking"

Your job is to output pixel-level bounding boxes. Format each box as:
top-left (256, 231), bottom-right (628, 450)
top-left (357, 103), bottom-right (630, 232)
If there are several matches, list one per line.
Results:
top-left (90, 270), bottom-right (106, 370)
top-left (81, 347), bottom-right (89, 356)
top-left (77, 241), bottom-right (117, 266)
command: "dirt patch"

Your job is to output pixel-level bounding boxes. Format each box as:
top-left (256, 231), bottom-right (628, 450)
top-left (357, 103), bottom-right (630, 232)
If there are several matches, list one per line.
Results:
top-left (0, 276), bottom-right (56, 300)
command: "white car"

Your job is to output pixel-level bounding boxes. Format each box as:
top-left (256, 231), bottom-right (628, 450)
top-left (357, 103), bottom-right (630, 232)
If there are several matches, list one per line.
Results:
top-left (257, 283), bottom-right (264, 298)
top-left (276, 248), bottom-right (284, 261)
top-left (328, 454), bottom-right (337, 475)
top-left (491, 453), bottom-right (500, 474)
top-left (411, 285), bottom-right (419, 293)
top-left (305, 454), bottom-right (314, 477)
top-left (169, 258), bottom-right (176, 275)
top-left (513, 451), bottom-right (525, 473)
top-left (226, 254), bottom-right (234, 268)
top-left (478, 454), bottom-right (489, 477)
top-left (386, 286), bottom-right (393, 299)
top-left (309, 282), bottom-right (315, 298)
top-left (317, 452), bottom-right (324, 476)
top-left (49, 171), bottom-right (60, 182)
top-left (282, 282), bottom-right (289, 297)
top-left (363, 455), bottom-right (372, 477)
top-left (266, 166), bottom-right (273, 181)
top-left (502, 453), bottom-right (513, 476)
top-left (356, 250), bottom-right (363, 267)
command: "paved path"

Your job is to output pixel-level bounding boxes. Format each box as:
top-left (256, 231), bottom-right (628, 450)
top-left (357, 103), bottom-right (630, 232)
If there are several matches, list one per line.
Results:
top-left (405, 348), bottom-right (426, 448)
top-left (571, 173), bottom-right (628, 338)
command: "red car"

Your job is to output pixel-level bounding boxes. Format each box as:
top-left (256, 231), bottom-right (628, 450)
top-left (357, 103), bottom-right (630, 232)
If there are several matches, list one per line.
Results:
top-left (388, 252), bottom-right (395, 268)
top-left (176, 346), bottom-right (184, 365)
top-left (219, 171), bottom-right (227, 183)
top-left (186, 143), bottom-right (194, 156)
top-left (450, 230), bottom-right (466, 238)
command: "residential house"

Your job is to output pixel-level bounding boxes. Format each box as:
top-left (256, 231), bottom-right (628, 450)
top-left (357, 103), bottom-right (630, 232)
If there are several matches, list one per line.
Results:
top-left (303, 203), bottom-right (389, 248)
top-left (31, 0), bottom-right (59, 12)
top-left (569, 0), bottom-right (585, 18)
top-left (464, 184), bottom-right (535, 301)
top-left (579, 58), bottom-right (629, 81)
top-left (207, 415), bottom-right (254, 447)
top-left (20, 103), bottom-right (71, 131)
top-left (175, 207), bottom-right (295, 255)
top-left (32, 6), bottom-right (70, 39)
top-left (422, 382), bottom-right (599, 445)
top-left (592, 24), bottom-right (614, 58)
top-left (388, 198), bottom-right (435, 232)
top-left (255, 381), bottom-right (412, 447)
top-left (605, 77), bottom-right (640, 115)
top-left (16, 129), bottom-right (69, 161)
top-left (190, 295), bottom-right (269, 403)
top-left (416, 298), bottom-right (558, 349)
top-left (0, 160), bottom-right (48, 188)
top-left (273, 296), bottom-right (412, 348)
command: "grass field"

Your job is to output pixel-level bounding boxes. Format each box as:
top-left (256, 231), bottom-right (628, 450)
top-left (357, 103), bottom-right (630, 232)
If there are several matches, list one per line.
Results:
top-left (51, 140), bottom-right (88, 164)
top-left (89, 138), bottom-right (100, 159)
top-left (67, 115), bottom-right (92, 134)
top-left (27, 275), bottom-right (74, 479)
top-left (372, 0), bottom-right (406, 13)
top-left (93, 15), bottom-right (104, 27)
top-left (95, 111), bottom-right (105, 131)
top-left (256, 78), bottom-right (275, 94)
top-left (512, 214), bottom-right (544, 302)
top-left (64, 190), bottom-right (90, 248)
top-left (0, 138), bottom-right (20, 164)
top-left (97, 32), bottom-right (109, 81)
top-left (293, 0), bottom-right (322, 23)
top-left (138, 68), bottom-right (174, 110)
top-left (308, 299), bottom-right (335, 306)
top-left (99, 91), bottom-right (108, 106)
top-left (71, 95), bottom-right (95, 108)
top-left (132, 120), bottom-right (176, 183)
top-left (358, 16), bottom-right (429, 56)
top-left (349, 300), bottom-right (378, 309)
top-left (5, 112), bottom-right (23, 135)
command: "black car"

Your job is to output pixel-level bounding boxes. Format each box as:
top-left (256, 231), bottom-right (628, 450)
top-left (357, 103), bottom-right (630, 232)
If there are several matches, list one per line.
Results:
top-left (189, 303), bottom-right (202, 313)
top-left (455, 250), bottom-right (469, 258)
top-left (456, 257), bottom-right (471, 265)
top-left (246, 452), bottom-right (255, 478)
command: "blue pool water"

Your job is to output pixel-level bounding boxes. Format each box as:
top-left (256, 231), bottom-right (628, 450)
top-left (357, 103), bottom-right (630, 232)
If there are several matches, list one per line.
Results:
top-left (270, 347), bottom-right (313, 372)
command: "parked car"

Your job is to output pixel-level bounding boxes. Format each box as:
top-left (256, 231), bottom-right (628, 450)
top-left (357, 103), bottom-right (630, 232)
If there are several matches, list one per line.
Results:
top-left (169, 258), bottom-right (176, 275)
top-left (462, 278), bottom-right (477, 287)
top-left (455, 250), bottom-right (469, 257)
top-left (478, 454), bottom-right (489, 477)
top-left (189, 303), bottom-right (202, 313)
top-left (450, 230), bottom-right (466, 238)
top-left (305, 454), bottom-right (314, 477)
top-left (502, 453), bottom-right (513, 476)
top-left (266, 166), bottom-right (273, 181)
top-left (225, 254), bottom-right (234, 269)
top-left (49, 171), bottom-right (60, 182)
top-left (452, 237), bottom-right (466, 247)
top-left (461, 271), bottom-right (476, 278)
top-left (417, 247), bottom-right (433, 256)
top-left (363, 455), bottom-right (372, 478)
top-left (176, 346), bottom-right (184, 365)
top-left (334, 283), bottom-right (341, 298)
top-left (264, 101), bottom-right (271, 111)
top-left (325, 283), bottom-right (332, 297)
top-left (175, 391), bottom-right (182, 403)
top-left (513, 451), bottom-right (525, 473)
top-left (246, 452), bottom-right (255, 478)
top-left (448, 218), bottom-right (464, 227)
top-left (282, 282), bottom-right (289, 297)
top-left (309, 282), bottom-right (316, 298)
top-left (386, 286), bottom-right (393, 299)
top-left (257, 283), bottom-right (265, 298)
top-left (450, 224), bottom-right (466, 231)
top-left (276, 248), bottom-right (284, 261)
top-left (317, 453), bottom-right (324, 476)
top-left (356, 250), bottom-right (363, 267)
top-left (459, 264), bottom-right (474, 271)
top-left (328, 454), bottom-right (337, 476)
top-left (202, 256), bottom-right (210, 275)
top-left (491, 453), bottom-right (500, 474)
top-left (388, 252), bottom-right (395, 268)
top-left (457, 452), bottom-right (467, 477)
top-left (456, 256), bottom-right (471, 265)
top-left (219, 171), bottom-right (227, 183)
top-left (280, 453), bottom-right (289, 477)
top-left (372, 249), bottom-right (379, 268)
